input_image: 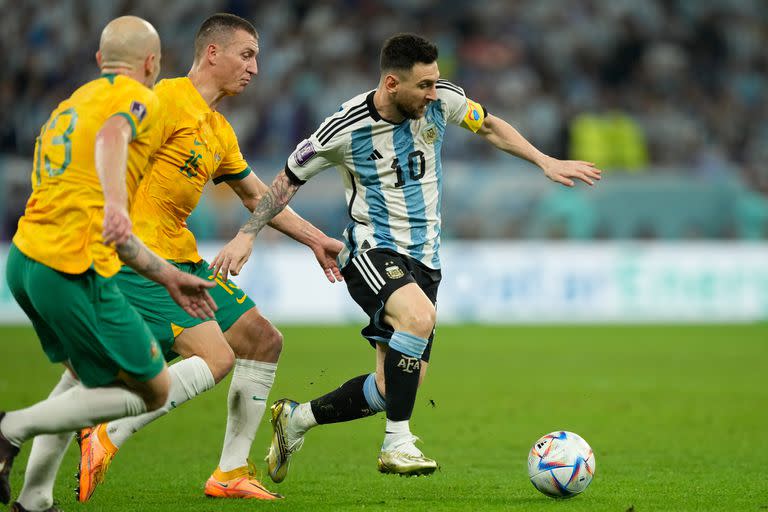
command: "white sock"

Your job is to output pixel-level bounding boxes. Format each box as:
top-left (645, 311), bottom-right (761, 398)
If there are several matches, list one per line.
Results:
top-left (105, 356), bottom-right (214, 448)
top-left (383, 419), bottom-right (412, 450)
top-left (292, 402), bottom-right (319, 435)
top-left (217, 359), bottom-right (276, 472)
top-left (17, 370), bottom-right (78, 512)
top-left (0, 385), bottom-right (147, 447)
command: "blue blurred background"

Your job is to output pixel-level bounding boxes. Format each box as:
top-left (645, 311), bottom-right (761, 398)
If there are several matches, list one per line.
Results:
top-left (1, 0), bottom-right (767, 243)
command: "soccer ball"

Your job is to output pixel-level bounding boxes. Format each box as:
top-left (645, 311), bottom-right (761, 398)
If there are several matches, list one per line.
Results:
top-left (527, 431), bottom-right (595, 499)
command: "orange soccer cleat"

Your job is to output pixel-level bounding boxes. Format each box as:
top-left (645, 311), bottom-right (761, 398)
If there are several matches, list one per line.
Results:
top-left (204, 461), bottom-right (283, 500)
top-left (76, 424), bottom-right (118, 503)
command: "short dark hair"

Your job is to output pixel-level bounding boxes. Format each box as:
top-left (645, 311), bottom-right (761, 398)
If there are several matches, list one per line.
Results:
top-left (379, 33), bottom-right (438, 72)
top-left (194, 13), bottom-right (257, 59)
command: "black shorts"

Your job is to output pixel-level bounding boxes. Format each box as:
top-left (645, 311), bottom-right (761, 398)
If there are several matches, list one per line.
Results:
top-left (341, 248), bottom-right (441, 362)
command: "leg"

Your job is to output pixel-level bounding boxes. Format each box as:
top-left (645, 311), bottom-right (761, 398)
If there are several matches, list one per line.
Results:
top-left (1, 248), bottom-right (169, 505)
top-left (14, 370), bottom-right (78, 512)
top-left (220, 308), bottom-right (282, 473)
top-left (100, 321), bottom-right (228, 448)
top-left (204, 307), bottom-right (282, 500)
top-left (376, 283), bottom-right (438, 476)
top-left (77, 322), bottom-right (225, 502)
top-left (1, 372), bottom-right (168, 504)
top-left (267, 249), bottom-right (441, 482)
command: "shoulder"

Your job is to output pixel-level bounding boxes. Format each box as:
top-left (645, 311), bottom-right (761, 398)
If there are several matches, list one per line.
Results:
top-left (153, 77), bottom-right (185, 93)
top-left (435, 79), bottom-right (466, 101)
top-left (313, 91), bottom-right (374, 147)
top-left (113, 76), bottom-right (159, 109)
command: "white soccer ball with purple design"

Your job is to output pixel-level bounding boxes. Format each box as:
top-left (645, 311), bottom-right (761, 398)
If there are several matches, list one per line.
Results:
top-left (527, 431), bottom-right (595, 499)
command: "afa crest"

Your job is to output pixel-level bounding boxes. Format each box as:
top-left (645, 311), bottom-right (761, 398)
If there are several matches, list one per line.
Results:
top-left (421, 123), bottom-right (438, 144)
top-left (384, 261), bottom-right (405, 279)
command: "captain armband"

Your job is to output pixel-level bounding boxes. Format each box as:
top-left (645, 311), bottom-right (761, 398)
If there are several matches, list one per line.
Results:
top-left (461, 98), bottom-right (487, 133)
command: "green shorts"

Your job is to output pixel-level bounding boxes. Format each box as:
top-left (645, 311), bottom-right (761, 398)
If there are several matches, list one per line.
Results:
top-left (114, 259), bottom-right (255, 360)
top-left (5, 243), bottom-right (165, 388)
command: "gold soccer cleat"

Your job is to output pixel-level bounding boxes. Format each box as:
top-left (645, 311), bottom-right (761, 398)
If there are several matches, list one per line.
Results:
top-left (266, 398), bottom-right (305, 483)
top-left (377, 436), bottom-right (438, 477)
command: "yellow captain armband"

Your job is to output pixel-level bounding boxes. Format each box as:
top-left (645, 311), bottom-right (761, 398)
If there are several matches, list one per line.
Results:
top-left (461, 98), bottom-right (486, 133)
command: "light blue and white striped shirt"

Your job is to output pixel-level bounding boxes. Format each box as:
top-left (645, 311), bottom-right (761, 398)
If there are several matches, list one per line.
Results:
top-left (287, 80), bottom-right (485, 270)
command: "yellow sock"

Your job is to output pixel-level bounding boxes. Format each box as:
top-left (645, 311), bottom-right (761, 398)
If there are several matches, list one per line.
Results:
top-left (212, 465), bottom-right (248, 481)
top-left (97, 425), bottom-right (118, 454)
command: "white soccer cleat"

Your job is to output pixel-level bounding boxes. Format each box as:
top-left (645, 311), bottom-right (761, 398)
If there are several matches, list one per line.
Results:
top-left (377, 435), bottom-right (438, 477)
top-left (266, 399), bottom-right (305, 483)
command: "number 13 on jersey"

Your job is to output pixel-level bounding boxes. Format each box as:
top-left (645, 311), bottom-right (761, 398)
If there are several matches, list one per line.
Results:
top-left (34, 107), bottom-right (78, 185)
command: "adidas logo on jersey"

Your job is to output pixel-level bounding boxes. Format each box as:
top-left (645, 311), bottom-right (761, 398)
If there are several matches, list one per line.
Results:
top-left (366, 149), bottom-right (383, 161)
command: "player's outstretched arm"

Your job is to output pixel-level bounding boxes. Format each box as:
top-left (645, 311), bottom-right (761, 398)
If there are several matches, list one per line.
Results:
top-left (117, 235), bottom-right (217, 319)
top-left (210, 169), bottom-right (301, 280)
top-left (227, 173), bottom-right (344, 282)
top-left (476, 114), bottom-right (602, 187)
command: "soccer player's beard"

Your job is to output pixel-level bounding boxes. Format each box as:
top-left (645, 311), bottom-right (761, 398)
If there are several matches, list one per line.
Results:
top-left (395, 99), bottom-right (423, 120)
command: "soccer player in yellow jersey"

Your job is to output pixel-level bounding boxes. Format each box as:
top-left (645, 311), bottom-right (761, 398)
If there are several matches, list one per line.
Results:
top-left (0, 16), bottom-right (219, 512)
top-left (74, 14), bottom-right (343, 502)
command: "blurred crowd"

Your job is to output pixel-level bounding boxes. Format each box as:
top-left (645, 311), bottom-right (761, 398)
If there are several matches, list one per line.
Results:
top-left (1, 0), bottom-right (767, 240)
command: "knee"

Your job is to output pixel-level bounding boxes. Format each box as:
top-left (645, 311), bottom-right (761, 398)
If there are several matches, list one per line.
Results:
top-left (144, 392), bottom-right (167, 412)
top-left (243, 323), bottom-right (283, 361)
top-left (209, 344), bottom-right (236, 383)
top-left (400, 307), bottom-right (436, 339)
top-left (142, 375), bottom-right (170, 411)
top-left (262, 325), bottom-right (284, 358)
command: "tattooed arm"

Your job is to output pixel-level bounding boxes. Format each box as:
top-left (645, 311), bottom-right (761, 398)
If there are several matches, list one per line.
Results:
top-left (117, 235), bottom-right (217, 319)
top-left (209, 169), bottom-right (301, 280)
top-left (116, 235), bottom-right (175, 283)
top-left (226, 172), bottom-right (344, 282)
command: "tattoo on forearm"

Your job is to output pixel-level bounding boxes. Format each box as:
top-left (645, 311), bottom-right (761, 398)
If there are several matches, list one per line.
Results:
top-left (241, 172), bottom-right (299, 236)
top-left (117, 235), bottom-right (166, 280)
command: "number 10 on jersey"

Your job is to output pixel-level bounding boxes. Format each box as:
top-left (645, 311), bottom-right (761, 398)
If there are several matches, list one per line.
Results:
top-left (392, 150), bottom-right (426, 188)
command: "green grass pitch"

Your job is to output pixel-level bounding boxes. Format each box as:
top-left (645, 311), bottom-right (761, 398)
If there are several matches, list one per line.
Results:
top-left (0, 324), bottom-right (766, 511)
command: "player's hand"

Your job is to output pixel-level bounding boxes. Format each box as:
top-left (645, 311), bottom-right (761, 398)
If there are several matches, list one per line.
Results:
top-left (541, 158), bottom-right (602, 187)
top-left (162, 270), bottom-right (217, 319)
top-left (102, 202), bottom-right (132, 245)
top-left (312, 236), bottom-right (344, 283)
top-left (209, 231), bottom-right (255, 280)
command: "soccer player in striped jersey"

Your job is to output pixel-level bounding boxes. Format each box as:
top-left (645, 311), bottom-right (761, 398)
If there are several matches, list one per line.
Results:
top-left (0, 17), bottom-right (218, 512)
top-left (210, 33), bottom-right (602, 478)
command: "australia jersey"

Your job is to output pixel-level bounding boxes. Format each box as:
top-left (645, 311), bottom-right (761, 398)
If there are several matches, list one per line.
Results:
top-left (13, 74), bottom-right (160, 277)
top-left (286, 80), bottom-right (486, 269)
top-left (130, 77), bottom-right (252, 263)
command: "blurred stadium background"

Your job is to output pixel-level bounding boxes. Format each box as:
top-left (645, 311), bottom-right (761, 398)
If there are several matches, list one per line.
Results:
top-left (1, 3), bottom-right (767, 511)
top-left (1, 0), bottom-right (767, 323)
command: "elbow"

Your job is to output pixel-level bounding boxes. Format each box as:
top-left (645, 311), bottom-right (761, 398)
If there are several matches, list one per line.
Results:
top-left (243, 195), bottom-right (262, 212)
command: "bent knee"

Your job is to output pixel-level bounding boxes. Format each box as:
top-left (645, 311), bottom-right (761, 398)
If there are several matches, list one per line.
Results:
top-left (208, 345), bottom-right (236, 382)
top-left (144, 396), bottom-right (166, 412)
top-left (263, 325), bottom-right (284, 357)
top-left (242, 322), bottom-right (283, 361)
top-left (400, 309), bottom-right (436, 339)
top-left (142, 386), bottom-right (169, 411)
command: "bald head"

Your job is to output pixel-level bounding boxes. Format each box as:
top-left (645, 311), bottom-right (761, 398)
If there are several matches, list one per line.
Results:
top-left (98, 16), bottom-right (161, 86)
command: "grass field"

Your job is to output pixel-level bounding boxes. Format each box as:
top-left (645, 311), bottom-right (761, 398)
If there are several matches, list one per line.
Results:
top-left (0, 324), bottom-right (766, 511)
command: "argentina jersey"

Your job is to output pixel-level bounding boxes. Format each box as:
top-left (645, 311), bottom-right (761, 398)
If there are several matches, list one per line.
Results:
top-left (286, 80), bottom-right (487, 270)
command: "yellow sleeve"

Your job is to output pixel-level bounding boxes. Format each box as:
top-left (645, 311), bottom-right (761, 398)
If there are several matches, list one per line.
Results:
top-left (212, 122), bottom-right (251, 184)
top-left (460, 98), bottom-right (486, 133)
